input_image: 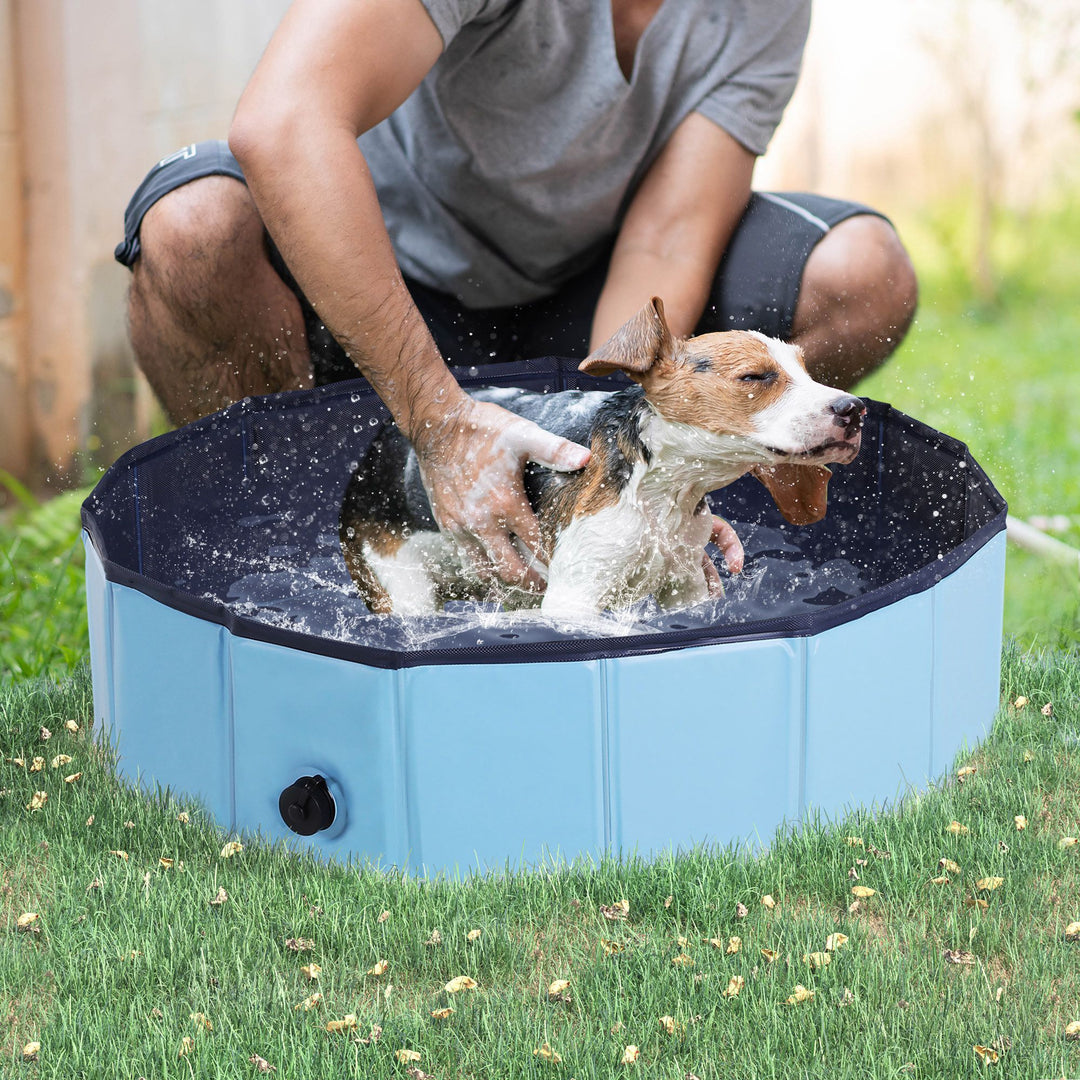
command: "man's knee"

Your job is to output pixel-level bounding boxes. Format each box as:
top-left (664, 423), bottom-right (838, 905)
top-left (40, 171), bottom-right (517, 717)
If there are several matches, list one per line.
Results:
top-left (135, 175), bottom-right (264, 290)
top-left (805, 214), bottom-right (918, 338)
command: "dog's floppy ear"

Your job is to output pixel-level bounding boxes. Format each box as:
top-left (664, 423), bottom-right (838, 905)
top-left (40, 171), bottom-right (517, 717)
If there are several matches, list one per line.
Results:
top-left (751, 464), bottom-right (832, 527)
top-left (578, 296), bottom-right (675, 379)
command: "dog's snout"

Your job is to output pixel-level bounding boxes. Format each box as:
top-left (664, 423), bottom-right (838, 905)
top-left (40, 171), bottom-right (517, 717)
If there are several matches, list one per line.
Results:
top-left (829, 395), bottom-right (866, 434)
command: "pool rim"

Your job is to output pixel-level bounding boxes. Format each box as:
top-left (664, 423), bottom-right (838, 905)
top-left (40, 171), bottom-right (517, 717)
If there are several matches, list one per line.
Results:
top-left (81, 375), bottom-right (1007, 671)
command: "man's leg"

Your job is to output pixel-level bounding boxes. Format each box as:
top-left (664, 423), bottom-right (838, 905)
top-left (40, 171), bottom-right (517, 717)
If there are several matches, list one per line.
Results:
top-left (126, 174), bottom-right (313, 426)
top-left (789, 213), bottom-right (918, 389)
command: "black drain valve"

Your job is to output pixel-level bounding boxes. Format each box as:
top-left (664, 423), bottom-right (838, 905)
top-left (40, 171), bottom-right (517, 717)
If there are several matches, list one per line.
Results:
top-left (279, 775), bottom-right (336, 835)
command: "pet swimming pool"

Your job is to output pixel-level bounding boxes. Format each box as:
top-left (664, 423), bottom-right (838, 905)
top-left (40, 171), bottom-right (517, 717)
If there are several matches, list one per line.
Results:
top-left (82, 357), bottom-right (1007, 873)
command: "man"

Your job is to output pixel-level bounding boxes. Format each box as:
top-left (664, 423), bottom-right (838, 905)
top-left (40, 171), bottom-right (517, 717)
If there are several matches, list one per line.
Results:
top-left (116, 0), bottom-right (917, 594)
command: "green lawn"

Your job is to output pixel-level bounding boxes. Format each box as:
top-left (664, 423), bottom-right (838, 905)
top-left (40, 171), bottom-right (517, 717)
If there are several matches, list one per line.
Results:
top-left (3, 649), bottom-right (1080, 1078)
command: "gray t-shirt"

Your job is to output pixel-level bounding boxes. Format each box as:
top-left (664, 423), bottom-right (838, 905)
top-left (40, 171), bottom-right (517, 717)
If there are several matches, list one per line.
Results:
top-left (359, 0), bottom-right (809, 308)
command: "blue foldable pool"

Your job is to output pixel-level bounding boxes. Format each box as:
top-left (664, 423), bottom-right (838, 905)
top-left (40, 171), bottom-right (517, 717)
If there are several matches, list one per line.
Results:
top-left (82, 358), bottom-right (1006, 873)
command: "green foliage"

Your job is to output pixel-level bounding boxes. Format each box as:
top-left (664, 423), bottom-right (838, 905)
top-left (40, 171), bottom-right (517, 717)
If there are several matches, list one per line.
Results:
top-left (0, 476), bottom-right (95, 683)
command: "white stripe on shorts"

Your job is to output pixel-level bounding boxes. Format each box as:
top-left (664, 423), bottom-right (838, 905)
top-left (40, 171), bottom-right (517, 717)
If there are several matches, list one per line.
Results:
top-left (758, 192), bottom-right (830, 234)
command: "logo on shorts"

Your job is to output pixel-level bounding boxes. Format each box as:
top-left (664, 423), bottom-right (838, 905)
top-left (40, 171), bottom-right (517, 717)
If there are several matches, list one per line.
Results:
top-left (156, 144), bottom-right (197, 170)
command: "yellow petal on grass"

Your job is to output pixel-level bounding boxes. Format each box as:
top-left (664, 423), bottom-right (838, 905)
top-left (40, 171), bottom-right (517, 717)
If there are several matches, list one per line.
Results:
top-left (64, 772), bottom-right (81, 784)
top-left (30, 757), bottom-right (44, 772)
top-left (1060, 837), bottom-right (1078, 849)
top-left (64, 719), bottom-right (79, 734)
top-left (534, 1043), bottom-right (562, 1064)
top-left (190, 1012), bottom-right (212, 1032)
top-left (1015, 815), bottom-right (1028, 831)
top-left (601, 899), bottom-right (630, 921)
top-left (761, 894), bottom-right (777, 909)
top-left (300, 963), bottom-right (321, 981)
top-left (722, 975), bottom-right (745, 998)
top-left (249, 1054), bottom-right (276, 1074)
top-left (178, 1036), bottom-right (195, 1057)
top-left (976, 877), bottom-right (1004, 892)
top-left (395, 1049), bottom-right (422, 1064)
top-left (760, 948), bottom-right (780, 963)
top-left (177, 811), bottom-right (190, 824)
top-left (430, 1007), bottom-right (453, 1019)
top-left (1063, 922), bottom-right (1080, 941)
top-left (931, 876), bottom-right (950, 886)
top-left (9, 757), bottom-right (25, 767)
top-left (664, 894), bottom-right (673, 908)
top-left (659, 1015), bottom-right (676, 1035)
top-left (939, 858), bottom-right (961, 874)
top-left (548, 979), bottom-right (571, 997)
top-left (294, 992), bottom-right (322, 1011)
top-left (210, 887), bottom-right (228, 906)
top-left (1042, 701), bottom-right (1054, 717)
top-left (726, 935), bottom-right (742, 954)
top-left (671, 953), bottom-right (694, 967)
top-left (220, 840), bottom-right (243, 858)
top-left (377, 909), bottom-right (390, 923)
top-left (845, 836), bottom-right (864, 848)
top-left (1065, 1020), bottom-right (1080, 1040)
top-left (466, 928), bottom-right (482, 942)
top-left (947, 821), bottom-right (970, 835)
top-left (285, 937), bottom-right (315, 952)
top-left (1012, 696), bottom-right (1028, 710)
top-left (1022, 749), bottom-right (1035, 762)
top-left (50, 754), bottom-right (72, 769)
top-left (325, 1013), bottom-right (357, 1033)
top-left (957, 765), bottom-right (977, 779)
top-left (851, 886), bottom-right (876, 899)
top-left (974, 1044), bottom-right (999, 1064)
top-left (600, 938), bottom-right (624, 956)
top-left (159, 857), bottom-right (174, 870)
top-left (444, 975), bottom-right (478, 993)
top-left (786, 984), bottom-right (815, 1004)
top-left (26, 791), bottom-right (47, 811)
top-left (108, 849), bottom-right (128, 860)
top-left (16, 912), bottom-right (40, 930)
top-left (620, 1044), bottom-right (640, 1064)
top-left (22, 1041), bottom-right (40, 1061)
top-left (803, 951), bottom-right (831, 969)
top-left (965, 896), bottom-right (990, 912)
top-left (39, 726), bottom-right (51, 741)
top-left (825, 933), bottom-right (848, 951)
top-left (424, 929), bottom-right (442, 946)
top-left (367, 959), bottom-right (389, 976)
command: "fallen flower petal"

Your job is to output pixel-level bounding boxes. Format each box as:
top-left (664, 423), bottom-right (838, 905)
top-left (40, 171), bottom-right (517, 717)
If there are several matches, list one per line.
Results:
top-left (786, 985), bottom-right (814, 1004)
top-left (601, 899), bottom-right (630, 921)
top-left (377, 909), bottom-right (390, 923)
top-left (1063, 922), bottom-right (1080, 941)
top-left (190, 1012), bottom-right (212, 1032)
top-left (325, 1014), bottom-right (357, 1033)
top-left (220, 840), bottom-right (243, 858)
top-left (50, 754), bottom-right (72, 769)
top-left (16, 912), bottom-right (40, 931)
top-left (395, 1049), bottom-right (422, 1064)
top-left (760, 948), bottom-right (779, 963)
top-left (947, 821), bottom-right (970, 835)
top-left (671, 953), bottom-right (694, 966)
top-left (761, 894), bottom-right (776, 909)
top-left (804, 952), bottom-right (831, 969)
top-left (939, 858), bottom-right (962, 874)
top-left (851, 886), bottom-right (876, 899)
top-left (825, 933), bottom-right (848, 951)
top-left (210, 887), bottom-right (228, 906)
top-left (178, 1036), bottom-right (195, 1057)
top-left (444, 975), bottom-right (477, 993)
top-left (367, 960), bottom-right (389, 976)
top-left (976, 877), bottom-right (1004, 892)
top-left (973, 1044), bottom-right (999, 1064)
top-left (294, 992), bottom-right (322, 1011)
top-left (430, 1007), bottom-right (453, 1019)
top-left (547, 979), bottom-right (571, 997)
top-left (722, 975), bottom-right (745, 998)
top-left (22, 1041), bottom-right (40, 1061)
top-left (301, 963), bottom-right (321, 980)
top-left (620, 1044), bottom-right (640, 1064)
top-left (944, 949), bottom-right (977, 965)
top-left (26, 791), bottom-right (47, 811)
top-left (249, 1054), bottom-right (276, 1073)
top-left (285, 937), bottom-right (315, 952)
top-left (1065, 1020), bottom-right (1080, 1040)
top-left (466, 928), bottom-right (482, 942)
top-left (534, 1043), bottom-right (562, 1064)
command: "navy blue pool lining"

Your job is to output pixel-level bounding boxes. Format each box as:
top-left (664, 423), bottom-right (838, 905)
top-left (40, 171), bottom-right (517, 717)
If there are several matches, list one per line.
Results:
top-left (82, 369), bottom-right (1008, 671)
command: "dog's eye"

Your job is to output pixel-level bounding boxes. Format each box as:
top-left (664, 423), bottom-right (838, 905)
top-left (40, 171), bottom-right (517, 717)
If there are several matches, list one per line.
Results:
top-left (738, 371), bottom-right (776, 384)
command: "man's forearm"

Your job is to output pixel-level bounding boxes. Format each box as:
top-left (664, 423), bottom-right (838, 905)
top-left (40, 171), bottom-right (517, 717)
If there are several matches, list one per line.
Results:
top-left (230, 123), bottom-right (465, 441)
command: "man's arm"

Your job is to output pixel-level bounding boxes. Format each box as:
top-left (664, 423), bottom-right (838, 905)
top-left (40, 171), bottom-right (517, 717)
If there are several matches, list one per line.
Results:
top-left (229, 0), bottom-right (588, 591)
top-left (590, 112), bottom-right (756, 348)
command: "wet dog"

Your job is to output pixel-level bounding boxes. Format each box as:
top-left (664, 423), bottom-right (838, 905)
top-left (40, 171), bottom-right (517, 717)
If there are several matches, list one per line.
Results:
top-left (340, 297), bottom-right (864, 617)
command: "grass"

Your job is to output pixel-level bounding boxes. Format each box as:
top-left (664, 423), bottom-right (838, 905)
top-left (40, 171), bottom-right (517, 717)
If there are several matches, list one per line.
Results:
top-left (2, 647), bottom-right (1080, 1078)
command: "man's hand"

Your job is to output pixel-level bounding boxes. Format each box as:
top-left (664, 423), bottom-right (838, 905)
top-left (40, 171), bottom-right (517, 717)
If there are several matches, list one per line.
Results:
top-left (413, 398), bottom-right (591, 592)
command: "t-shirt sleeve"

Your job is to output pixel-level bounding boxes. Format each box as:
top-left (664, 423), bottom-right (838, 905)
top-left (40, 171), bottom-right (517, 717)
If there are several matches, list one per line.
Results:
top-left (694, 2), bottom-right (811, 156)
top-left (418, 0), bottom-right (518, 48)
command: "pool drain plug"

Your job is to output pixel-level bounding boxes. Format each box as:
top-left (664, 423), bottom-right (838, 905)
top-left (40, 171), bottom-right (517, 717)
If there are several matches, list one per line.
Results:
top-left (279, 775), bottom-right (336, 835)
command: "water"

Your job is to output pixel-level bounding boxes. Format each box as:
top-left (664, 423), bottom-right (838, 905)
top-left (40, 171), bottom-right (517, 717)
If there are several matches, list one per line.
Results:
top-left (222, 519), bottom-right (871, 653)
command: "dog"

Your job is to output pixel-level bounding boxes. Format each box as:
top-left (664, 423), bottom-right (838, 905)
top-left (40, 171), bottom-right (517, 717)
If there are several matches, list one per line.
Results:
top-left (340, 296), bottom-right (865, 618)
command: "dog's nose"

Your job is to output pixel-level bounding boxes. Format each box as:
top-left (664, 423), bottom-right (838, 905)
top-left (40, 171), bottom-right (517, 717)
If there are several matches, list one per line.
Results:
top-left (829, 395), bottom-right (865, 433)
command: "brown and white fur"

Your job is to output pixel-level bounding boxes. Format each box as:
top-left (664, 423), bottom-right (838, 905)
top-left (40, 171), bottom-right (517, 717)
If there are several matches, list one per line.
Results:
top-left (340, 297), bottom-right (865, 618)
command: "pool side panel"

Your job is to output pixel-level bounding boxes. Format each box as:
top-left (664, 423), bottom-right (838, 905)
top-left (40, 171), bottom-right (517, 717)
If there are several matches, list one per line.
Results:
top-left (804, 589), bottom-right (934, 821)
top-left (228, 636), bottom-right (401, 865)
top-left (930, 533), bottom-right (1006, 774)
top-left (401, 661), bottom-right (605, 874)
top-left (84, 534), bottom-right (115, 741)
top-left (102, 578), bottom-right (233, 825)
top-left (608, 638), bottom-right (804, 856)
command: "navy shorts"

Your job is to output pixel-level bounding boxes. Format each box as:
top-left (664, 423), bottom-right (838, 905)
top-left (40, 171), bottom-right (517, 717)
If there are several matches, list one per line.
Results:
top-left (116, 139), bottom-right (889, 385)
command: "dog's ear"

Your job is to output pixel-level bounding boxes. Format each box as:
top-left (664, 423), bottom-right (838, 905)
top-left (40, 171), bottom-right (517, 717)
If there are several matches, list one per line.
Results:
top-left (578, 296), bottom-right (675, 379)
top-left (751, 464), bottom-right (832, 526)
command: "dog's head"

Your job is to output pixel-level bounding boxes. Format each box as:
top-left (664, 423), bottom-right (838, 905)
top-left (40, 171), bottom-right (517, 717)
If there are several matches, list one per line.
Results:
top-left (579, 297), bottom-right (865, 525)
